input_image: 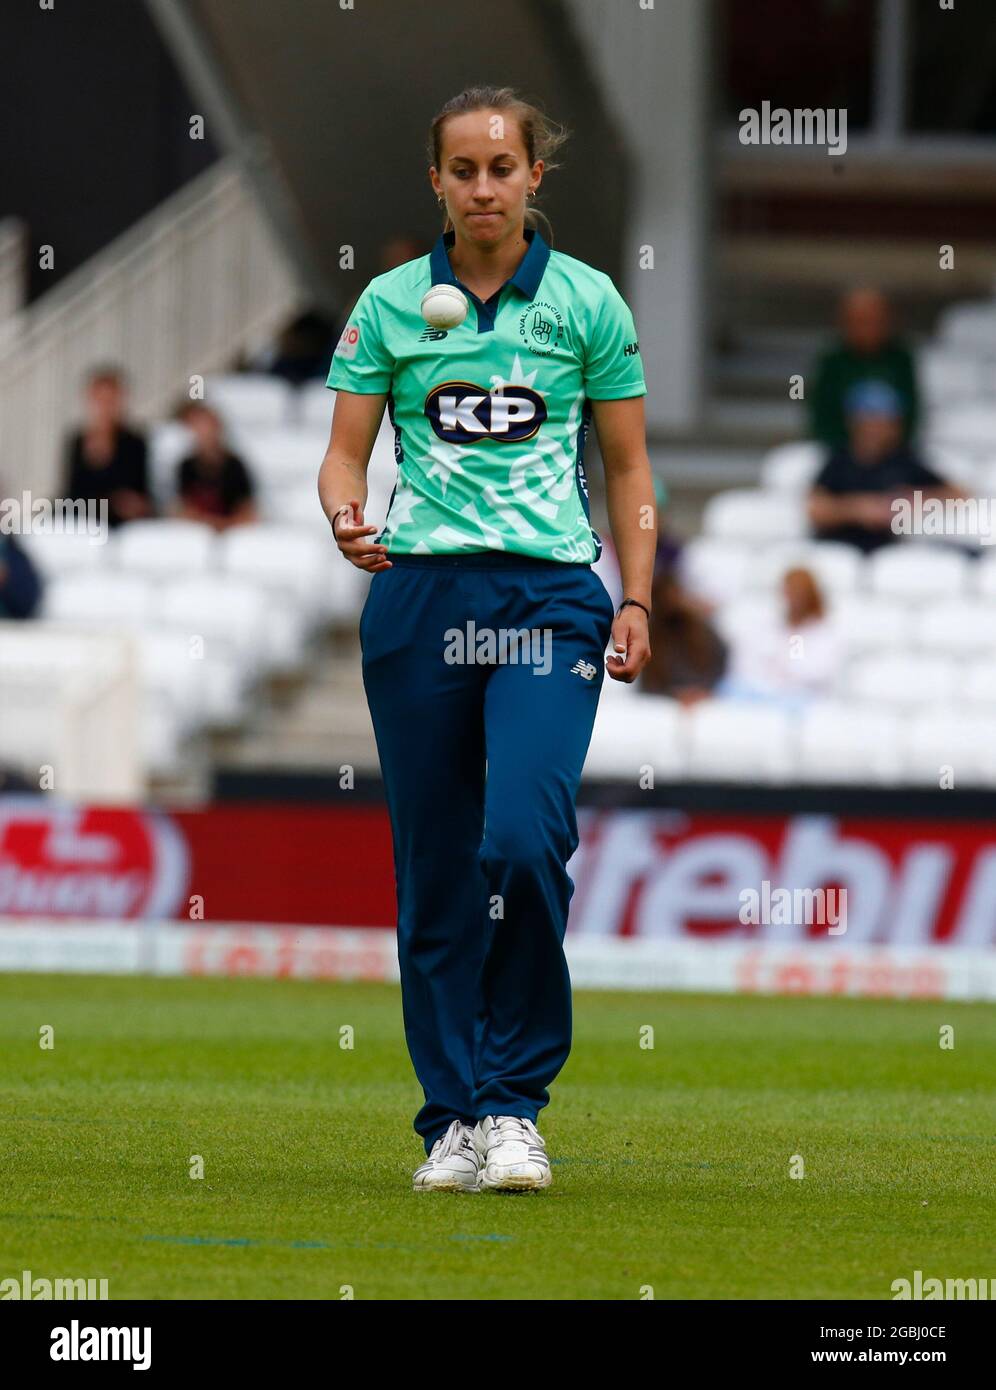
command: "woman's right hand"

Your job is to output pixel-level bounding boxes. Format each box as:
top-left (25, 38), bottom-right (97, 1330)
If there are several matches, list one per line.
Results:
top-left (332, 498), bottom-right (392, 572)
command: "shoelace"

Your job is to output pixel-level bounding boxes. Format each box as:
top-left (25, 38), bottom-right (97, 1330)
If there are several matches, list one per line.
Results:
top-left (433, 1120), bottom-right (474, 1160)
top-left (487, 1116), bottom-right (543, 1148)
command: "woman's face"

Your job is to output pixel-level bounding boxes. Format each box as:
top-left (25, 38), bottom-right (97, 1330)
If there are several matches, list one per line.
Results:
top-left (432, 110), bottom-right (542, 246)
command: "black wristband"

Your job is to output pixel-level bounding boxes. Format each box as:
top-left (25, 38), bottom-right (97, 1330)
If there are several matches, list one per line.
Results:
top-left (618, 598), bottom-right (650, 620)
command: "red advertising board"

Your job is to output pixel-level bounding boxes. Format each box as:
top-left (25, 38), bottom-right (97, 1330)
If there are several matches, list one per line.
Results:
top-left (1, 796), bottom-right (995, 945)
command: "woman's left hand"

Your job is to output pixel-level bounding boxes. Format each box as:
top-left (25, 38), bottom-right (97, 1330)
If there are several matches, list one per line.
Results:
top-left (605, 608), bottom-right (651, 683)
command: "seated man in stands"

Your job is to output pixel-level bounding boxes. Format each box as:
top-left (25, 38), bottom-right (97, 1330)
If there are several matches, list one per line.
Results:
top-left (809, 287), bottom-right (918, 450)
top-left (807, 381), bottom-right (960, 554)
top-left (63, 365), bottom-right (154, 529)
top-left (639, 569), bottom-right (728, 705)
top-left (0, 534), bottom-right (42, 620)
top-left (173, 402), bottom-right (258, 531)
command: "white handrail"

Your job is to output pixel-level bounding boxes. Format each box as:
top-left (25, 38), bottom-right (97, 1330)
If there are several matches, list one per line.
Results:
top-left (0, 159), bottom-right (302, 501)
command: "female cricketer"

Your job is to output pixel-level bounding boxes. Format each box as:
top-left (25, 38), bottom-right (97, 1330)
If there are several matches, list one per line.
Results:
top-left (319, 86), bottom-right (656, 1193)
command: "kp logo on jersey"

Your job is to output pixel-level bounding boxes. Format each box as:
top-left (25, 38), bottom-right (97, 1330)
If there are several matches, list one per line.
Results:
top-left (425, 380), bottom-right (547, 444)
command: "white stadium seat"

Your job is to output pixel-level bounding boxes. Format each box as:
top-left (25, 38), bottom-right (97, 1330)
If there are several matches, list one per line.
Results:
top-left (919, 348), bottom-right (986, 406)
top-left (686, 701), bottom-right (795, 782)
top-left (584, 694), bottom-right (687, 780)
top-left (937, 301), bottom-right (996, 354)
top-left (17, 527), bottom-right (108, 578)
top-left (713, 593), bottom-right (780, 644)
top-left (297, 380), bottom-right (337, 431)
top-left (679, 539), bottom-right (752, 606)
top-left (701, 489), bottom-right (807, 543)
top-left (219, 524), bottom-right (331, 627)
top-left (963, 658), bottom-right (996, 706)
top-left (972, 555), bottom-right (996, 598)
top-left (831, 595), bottom-right (913, 651)
top-left (759, 441), bottom-right (825, 492)
top-left (234, 425), bottom-right (329, 487)
top-left (900, 708), bottom-right (996, 787)
top-left (112, 519), bottom-right (216, 578)
top-left (41, 573), bottom-right (154, 631)
top-left (868, 544), bottom-right (968, 600)
top-left (205, 373), bottom-right (294, 429)
top-left (798, 700), bottom-right (903, 784)
top-left (752, 540), bottom-right (863, 595)
top-left (926, 404), bottom-right (996, 454)
top-left (135, 630), bottom-right (210, 727)
top-left (157, 575), bottom-right (271, 675)
top-left (845, 653), bottom-right (958, 706)
top-left (916, 598), bottom-right (996, 655)
top-left (147, 421), bottom-right (196, 506)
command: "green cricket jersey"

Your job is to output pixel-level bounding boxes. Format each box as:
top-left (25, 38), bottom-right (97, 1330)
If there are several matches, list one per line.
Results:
top-left (326, 228), bottom-right (647, 563)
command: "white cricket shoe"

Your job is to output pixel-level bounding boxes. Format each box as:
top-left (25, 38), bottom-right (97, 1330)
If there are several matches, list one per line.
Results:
top-left (473, 1115), bottom-right (552, 1192)
top-left (412, 1120), bottom-right (481, 1193)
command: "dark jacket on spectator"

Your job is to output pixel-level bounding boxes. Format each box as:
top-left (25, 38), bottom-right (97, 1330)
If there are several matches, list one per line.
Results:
top-left (0, 536), bottom-right (43, 619)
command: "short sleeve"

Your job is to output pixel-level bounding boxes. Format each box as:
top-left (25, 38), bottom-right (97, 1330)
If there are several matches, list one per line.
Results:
top-left (326, 283), bottom-right (394, 393)
top-left (583, 280), bottom-right (647, 400)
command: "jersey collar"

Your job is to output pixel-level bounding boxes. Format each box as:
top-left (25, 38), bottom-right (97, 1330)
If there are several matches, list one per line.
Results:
top-left (429, 226), bottom-right (550, 302)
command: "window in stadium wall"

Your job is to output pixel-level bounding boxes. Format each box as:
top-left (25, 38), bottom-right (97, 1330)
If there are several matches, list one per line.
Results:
top-left (908, 4), bottom-right (996, 134)
top-left (720, 0), bottom-right (875, 131)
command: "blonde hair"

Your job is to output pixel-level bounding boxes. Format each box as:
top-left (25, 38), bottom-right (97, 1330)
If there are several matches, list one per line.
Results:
top-left (427, 86), bottom-right (569, 245)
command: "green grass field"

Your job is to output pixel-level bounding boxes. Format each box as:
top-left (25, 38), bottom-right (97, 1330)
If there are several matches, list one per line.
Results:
top-left (0, 973), bottom-right (993, 1300)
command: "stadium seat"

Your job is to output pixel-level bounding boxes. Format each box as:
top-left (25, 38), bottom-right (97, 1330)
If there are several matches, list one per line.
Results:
top-left (147, 420), bottom-right (195, 507)
top-left (926, 404), bottom-right (996, 454)
top-left (205, 373), bottom-right (294, 429)
top-left (963, 658), bottom-right (996, 706)
top-left (972, 554), bottom-right (996, 598)
top-left (679, 539), bottom-right (752, 606)
top-left (702, 489), bottom-right (807, 543)
top-left (298, 380), bottom-right (336, 431)
top-left (900, 708), bottom-right (996, 787)
top-left (868, 544), bottom-right (969, 600)
top-left (234, 425), bottom-right (329, 488)
top-left (752, 540), bottom-right (863, 595)
top-left (714, 593), bottom-right (780, 644)
top-left (41, 573), bottom-right (154, 630)
top-left (831, 595), bottom-right (914, 651)
top-left (686, 700), bottom-right (795, 782)
top-left (157, 575), bottom-right (271, 678)
top-left (135, 630), bottom-right (210, 728)
top-left (919, 347), bottom-right (986, 406)
top-left (17, 527), bottom-right (108, 578)
top-left (111, 518), bottom-right (216, 577)
top-left (916, 598), bottom-right (996, 655)
top-left (758, 441), bottom-right (825, 492)
top-left (845, 652), bottom-right (958, 706)
top-left (937, 300), bottom-right (996, 354)
top-left (584, 693), bottom-right (687, 780)
top-left (797, 700), bottom-right (903, 784)
top-left (218, 523), bottom-right (331, 625)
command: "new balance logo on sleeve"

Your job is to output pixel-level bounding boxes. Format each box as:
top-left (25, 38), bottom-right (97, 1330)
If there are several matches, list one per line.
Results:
top-left (570, 659), bottom-right (598, 681)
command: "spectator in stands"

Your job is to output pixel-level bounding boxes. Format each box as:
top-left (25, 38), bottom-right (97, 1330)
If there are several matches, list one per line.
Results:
top-left (173, 402), bottom-right (258, 531)
top-left (63, 366), bottom-right (154, 529)
top-left (259, 310), bottom-right (341, 386)
top-left (717, 568), bottom-right (837, 707)
top-left (0, 534), bottom-right (42, 619)
top-left (0, 765), bottom-right (33, 793)
top-left (809, 288), bottom-right (919, 450)
top-left (639, 569), bottom-right (728, 705)
top-left (808, 381), bottom-right (960, 554)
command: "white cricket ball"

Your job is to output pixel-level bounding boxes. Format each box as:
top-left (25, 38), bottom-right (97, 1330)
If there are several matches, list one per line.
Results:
top-left (421, 284), bottom-right (468, 330)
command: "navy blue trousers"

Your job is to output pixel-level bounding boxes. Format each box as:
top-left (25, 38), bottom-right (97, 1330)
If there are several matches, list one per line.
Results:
top-left (359, 552), bottom-right (615, 1153)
